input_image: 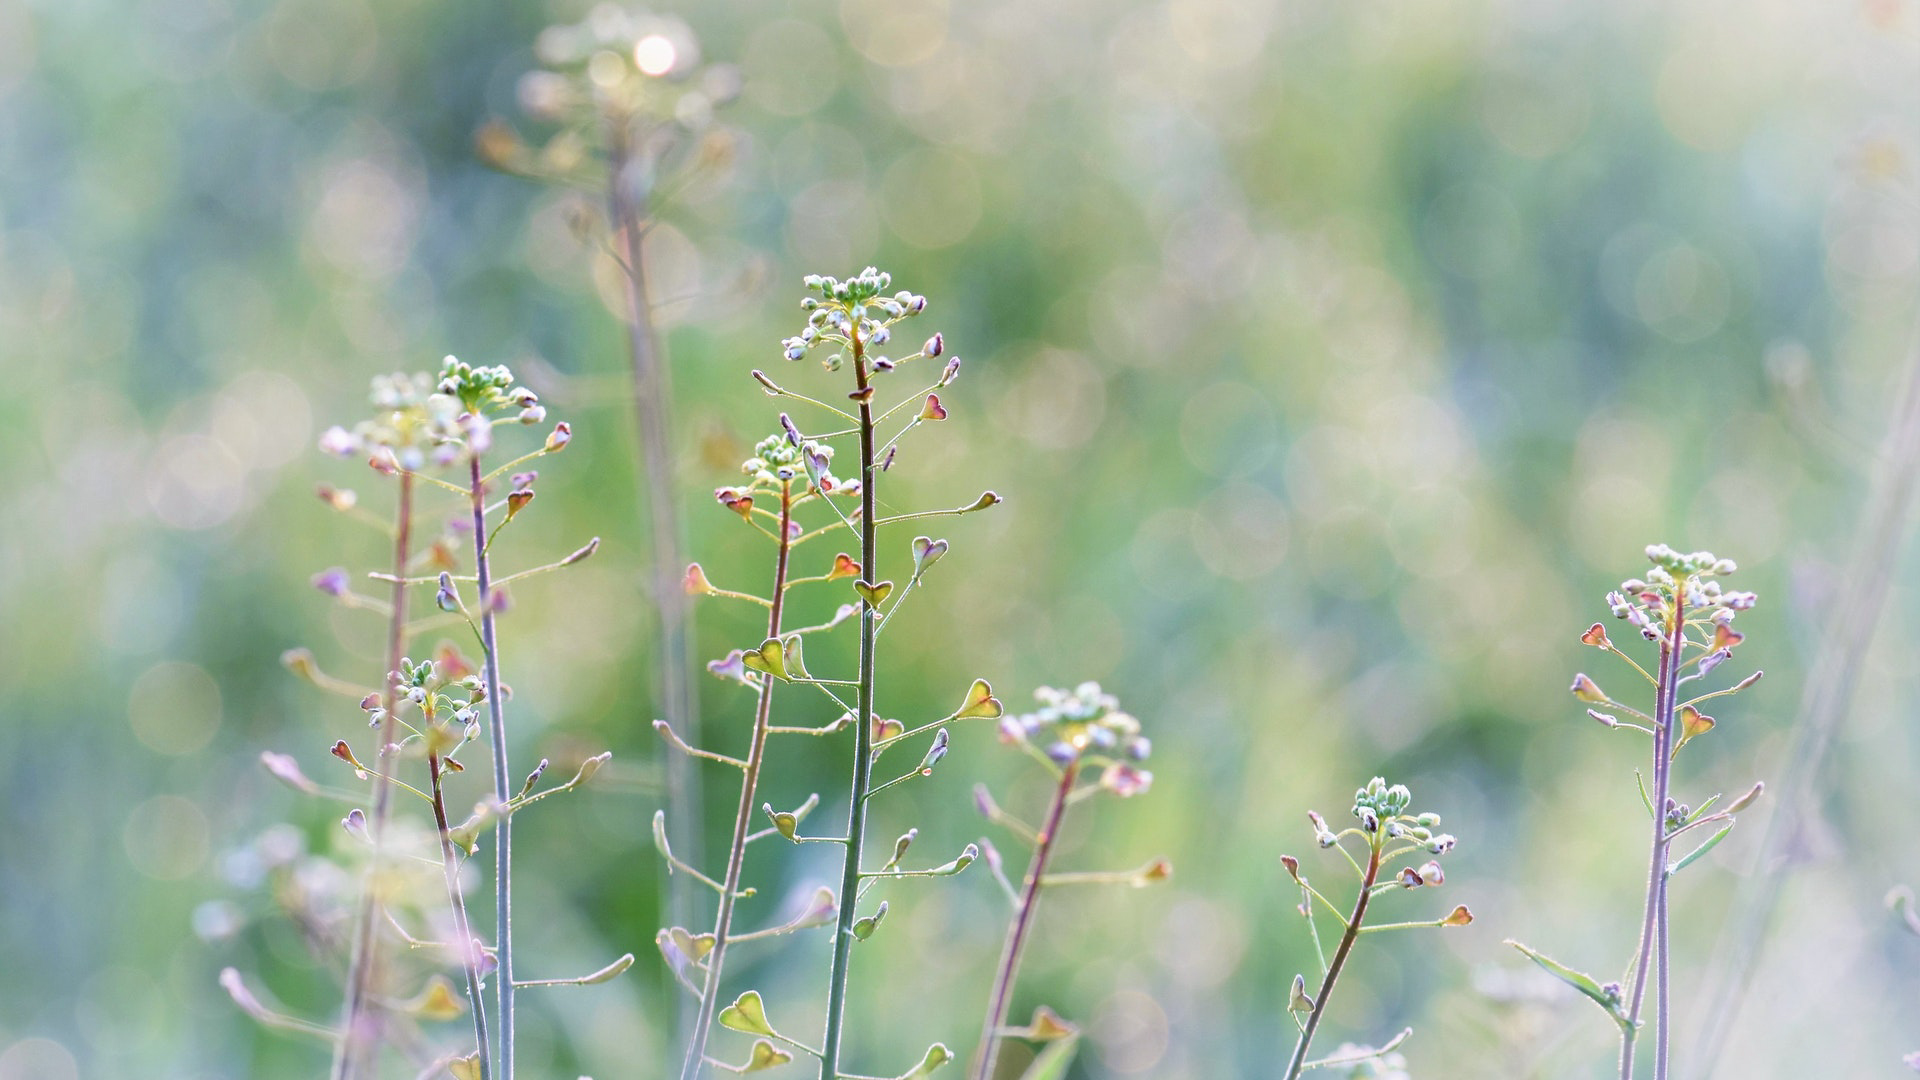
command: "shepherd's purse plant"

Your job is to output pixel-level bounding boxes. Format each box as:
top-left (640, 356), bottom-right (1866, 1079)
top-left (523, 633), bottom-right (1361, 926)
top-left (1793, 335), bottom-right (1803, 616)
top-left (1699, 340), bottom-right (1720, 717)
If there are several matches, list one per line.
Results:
top-left (969, 682), bottom-right (1171, 1080)
top-left (653, 267), bottom-right (1006, 1079)
top-left (1507, 544), bottom-right (1766, 1080)
top-left (1279, 777), bottom-right (1473, 1079)
top-left (226, 361), bottom-right (631, 1080)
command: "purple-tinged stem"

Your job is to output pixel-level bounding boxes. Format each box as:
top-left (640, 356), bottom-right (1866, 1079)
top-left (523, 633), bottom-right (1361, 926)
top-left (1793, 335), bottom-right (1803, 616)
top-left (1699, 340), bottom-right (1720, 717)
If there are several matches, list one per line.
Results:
top-left (680, 482), bottom-right (793, 1080)
top-left (1621, 590), bottom-right (1685, 1080)
top-left (334, 471), bottom-right (414, 1079)
top-left (1284, 840), bottom-right (1383, 1080)
top-left (972, 761), bottom-right (1078, 1080)
top-left (820, 328), bottom-right (877, 1079)
top-left (469, 454), bottom-right (516, 1079)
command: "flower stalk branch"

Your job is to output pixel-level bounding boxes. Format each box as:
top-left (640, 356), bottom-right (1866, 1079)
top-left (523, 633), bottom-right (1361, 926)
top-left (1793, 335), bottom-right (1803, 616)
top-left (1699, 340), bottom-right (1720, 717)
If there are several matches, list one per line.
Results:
top-left (973, 761), bottom-right (1075, 1080)
top-left (1620, 597), bottom-right (1685, 1080)
top-left (1283, 841), bottom-right (1381, 1080)
top-left (333, 472), bottom-right (415, 1079)
top-left (680, 481), bottom-right (794, 1080)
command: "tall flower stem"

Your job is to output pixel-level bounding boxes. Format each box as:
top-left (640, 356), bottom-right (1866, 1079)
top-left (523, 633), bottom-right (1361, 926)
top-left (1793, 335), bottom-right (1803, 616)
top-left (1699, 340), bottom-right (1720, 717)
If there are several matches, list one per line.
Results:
top-left (468, 454), bottom-right (516, 1078)
top-left (333, 472), bottom-right (415, 1080)
top-left (821, 328), bottom-right (877, 1079)
top-left (1620, 593), bottom-right (1686, 1080)
top-left (972, 761), bottom-right (1078, 1080)
top-left (1686, 345), bottom-right (1920, 1079)
top-left (1284, 841), bottom-right (1383, 1079)
top-left (429, 748), bottom-right (493, 1079)
top-left (605, 125), bottom-right (702, 945)
top-left (680, 482), bottom-right (794, 1080)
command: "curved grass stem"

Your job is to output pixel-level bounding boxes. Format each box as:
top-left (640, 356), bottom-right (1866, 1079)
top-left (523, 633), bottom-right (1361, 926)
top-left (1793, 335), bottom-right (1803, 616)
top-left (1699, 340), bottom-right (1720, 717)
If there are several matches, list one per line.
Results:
top-left (1686, 346), bottom-right (1920, 1079)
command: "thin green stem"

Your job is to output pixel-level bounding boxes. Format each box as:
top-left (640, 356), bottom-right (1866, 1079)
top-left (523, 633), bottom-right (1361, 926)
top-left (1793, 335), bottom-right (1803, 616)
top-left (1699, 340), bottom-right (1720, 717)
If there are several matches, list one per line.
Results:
top-left (1283, 840), bottom-right (1382, 1080)
top-left (681, 483), bottom-right (793, 1080)
top-left (820, 328), bottom-right (878, 1079)
top-left (333, 471), bottom-right (413, 1080)
top-left (863, 767), bottom-right (924, 801)
top-left (870, 574), bottom-right (919, 640)
top-left (1606, 644), bottom-right (1660, 688)
top-left (971, 761), bottom-right (1077, 1080)
top-left (1299, 883), bottom-right (1330, 977)
top-left (429, 750), bottom-right (493, 1079)
top-left (1357, 918), bottom-right (1452, 934)
top-left (607, 120), bottom-right (703, 988)
top-left (1298, 879), bottom-right (1352, 923)
top-left (469, 454), bottom-right (515, 1079)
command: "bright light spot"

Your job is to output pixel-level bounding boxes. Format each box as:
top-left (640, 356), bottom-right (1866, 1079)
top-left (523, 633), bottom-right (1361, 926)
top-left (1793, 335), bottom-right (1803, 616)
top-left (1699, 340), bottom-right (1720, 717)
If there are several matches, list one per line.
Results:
top-left (1091, 989), bottom-right (1170, 1074)
top-left (634, 34), bottom-right (677, 76)
top-left (128, 661), bottom-right (222, 756)
top-left (840, 0), bottom-right (947, 68)
top-left (587, 49), bottom-right (626, 89)
top-left (0, 1038), bottom-right (78, 1080)
top-left (147, 434), bottom-right (246, 530)
top-left (124, 796), bottom-right (209, 881)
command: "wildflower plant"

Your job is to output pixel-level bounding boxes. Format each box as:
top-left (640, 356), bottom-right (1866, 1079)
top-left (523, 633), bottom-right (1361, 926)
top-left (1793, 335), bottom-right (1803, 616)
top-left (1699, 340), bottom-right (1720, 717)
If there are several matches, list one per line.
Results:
top-left (655, 430), bottom-right (859, 1079)
top-left (484, 7), bottom-right (744, 929)
top-left (654, 268), bottom-right (1004, 1079)
top-left (1507, 544), bottom-right (1766, 1080)
top-left (231, 362), bottom-right (626, 1080)
top-left (1279, 778), bottom-right (1472, 1080)
top-left (969, 683), bottom-right (1171, 1080)
top-left (245, 371), bottom-right (467, 1078)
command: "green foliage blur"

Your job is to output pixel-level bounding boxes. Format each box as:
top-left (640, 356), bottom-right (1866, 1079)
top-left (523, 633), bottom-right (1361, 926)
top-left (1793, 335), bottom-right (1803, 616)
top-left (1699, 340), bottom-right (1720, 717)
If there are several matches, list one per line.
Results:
top-left (3, 0), bottom-right (1919, 1076)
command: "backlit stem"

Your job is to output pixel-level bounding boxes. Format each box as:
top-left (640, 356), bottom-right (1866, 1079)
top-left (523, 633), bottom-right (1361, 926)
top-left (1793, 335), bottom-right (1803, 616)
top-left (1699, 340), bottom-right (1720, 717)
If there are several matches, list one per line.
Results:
top-left (1283, 840), bottom-right (1382, 1079)
top-left (469, 454), bottom-right (516, 1079)
top-left (334, 471), bottom-right (414, 1079)
top-left (607, 120), bottom-right (703, 969)
top-left (430, 749), bottom-right (493, 1079)
top-left (972, 761), bottom-right (1078, 1080)
top-left (821, 327), bottom-right (877, 1079)
top-left (681, 482), bottom-right (793, 1079)
top-left (1621, 588), bottom-right (1685, 1080)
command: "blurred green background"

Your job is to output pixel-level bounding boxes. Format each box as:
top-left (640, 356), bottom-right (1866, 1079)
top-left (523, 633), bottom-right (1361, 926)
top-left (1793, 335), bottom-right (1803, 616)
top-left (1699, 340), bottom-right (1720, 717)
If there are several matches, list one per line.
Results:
top-left (4, 0), bottom-right (1920, 1076)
